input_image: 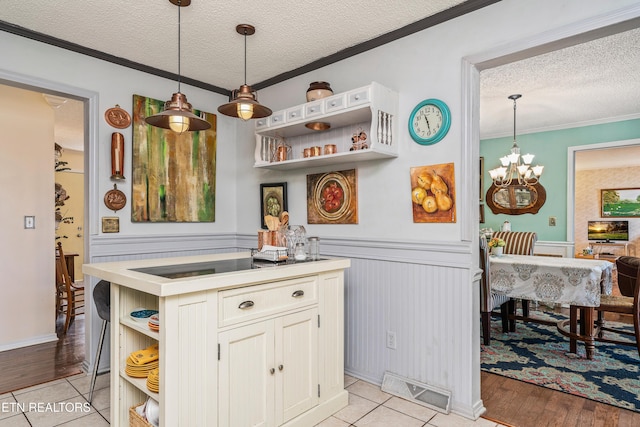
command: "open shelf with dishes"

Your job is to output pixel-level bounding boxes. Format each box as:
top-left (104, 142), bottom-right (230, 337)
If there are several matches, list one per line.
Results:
top-left (116, 287), bottom-right (160, 426)
top-left (254, 81), bottom-right (399, 170)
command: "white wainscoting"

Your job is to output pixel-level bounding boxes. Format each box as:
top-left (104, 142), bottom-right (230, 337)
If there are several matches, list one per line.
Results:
top-left (86, 233), bottom-right (482, 419)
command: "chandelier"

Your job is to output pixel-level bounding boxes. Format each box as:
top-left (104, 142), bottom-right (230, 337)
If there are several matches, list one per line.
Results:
top-left (488, 94), bottom-right (543, 188)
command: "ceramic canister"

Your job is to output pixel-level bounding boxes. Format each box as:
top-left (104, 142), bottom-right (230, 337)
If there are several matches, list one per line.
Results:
top-left (306, 81), bottom-right (333, 102)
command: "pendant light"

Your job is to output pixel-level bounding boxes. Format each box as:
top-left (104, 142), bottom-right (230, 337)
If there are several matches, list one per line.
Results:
top-left (145, 0), bottom-right (211, 134)
top-left (217, 24), bottom-right (272, 121)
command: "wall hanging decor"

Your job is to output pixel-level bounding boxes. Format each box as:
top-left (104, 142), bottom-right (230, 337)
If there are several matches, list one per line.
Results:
top-left (409, 162), bottom-right (456, 223)
top-left (111, 132), bottom-right (126, 180)
top-left (101, 217), bottom-right (120, 233)
top-left (132, 94), bottom-right (217, 222)
top-left (260, 182), bottom-right (288, 229)
top-left (601, 188), bottom-right (640, 217)
top-left (408, 98), bottom-right (451, 145)
top-left (104, 183), bottom-right (127, 212)
top-left (104, 104), bottom-right (131, 129)
top-left (307, 169), bottom-right (358, 224)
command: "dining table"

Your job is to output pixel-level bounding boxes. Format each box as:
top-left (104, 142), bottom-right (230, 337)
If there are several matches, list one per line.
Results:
top-left (489, 254), bottom-right (614, 359)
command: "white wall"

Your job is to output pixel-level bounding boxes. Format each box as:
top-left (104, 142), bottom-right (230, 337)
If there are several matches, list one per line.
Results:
top-left (0, 86), bottom-right (57, 349)
top-left (1, 0), bottom-right (639, 419)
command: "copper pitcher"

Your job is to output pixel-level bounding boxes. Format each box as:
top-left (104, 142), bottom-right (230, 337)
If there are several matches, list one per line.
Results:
top-left (274, 142), bottom-right (292, 162)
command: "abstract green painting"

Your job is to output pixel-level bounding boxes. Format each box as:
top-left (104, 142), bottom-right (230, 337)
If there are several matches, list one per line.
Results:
top-left (131, 94), bottom-right (217, 222)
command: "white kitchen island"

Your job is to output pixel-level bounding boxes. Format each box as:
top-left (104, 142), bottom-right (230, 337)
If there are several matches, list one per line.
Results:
top-left (83, 252), bottom-right (350, 427)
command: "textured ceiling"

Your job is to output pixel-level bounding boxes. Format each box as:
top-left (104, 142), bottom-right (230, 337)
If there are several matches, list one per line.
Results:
top-left (0, 0), bottom-right (468, 90)
top-left (1, 1), bottom-right (639, 152)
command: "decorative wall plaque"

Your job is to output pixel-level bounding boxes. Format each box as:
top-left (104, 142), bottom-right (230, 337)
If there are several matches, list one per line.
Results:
top-left (104, 105), bottom-right (132, 129)
top-left (104, 184), bottom-right (127, 212)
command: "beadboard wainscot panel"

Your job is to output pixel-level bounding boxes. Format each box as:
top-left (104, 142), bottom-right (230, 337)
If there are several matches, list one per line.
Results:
top-left (240, 234), bottom-right (482, 418)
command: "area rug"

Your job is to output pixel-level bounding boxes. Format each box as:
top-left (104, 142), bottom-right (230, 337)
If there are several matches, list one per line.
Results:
top-left (481, 311), bottom-right (640, 412)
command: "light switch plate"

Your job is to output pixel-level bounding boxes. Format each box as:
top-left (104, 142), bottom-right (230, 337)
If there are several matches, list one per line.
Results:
top-left (24, 216), bottom-right (35, 229)
top-left (549, 216), bottom-right (556, 227)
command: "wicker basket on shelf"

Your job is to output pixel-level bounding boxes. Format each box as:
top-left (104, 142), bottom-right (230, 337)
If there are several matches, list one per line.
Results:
top-left (129, 404), bottom-right (152, 427)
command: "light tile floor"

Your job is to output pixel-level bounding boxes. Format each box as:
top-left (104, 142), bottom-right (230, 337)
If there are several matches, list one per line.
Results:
top-left (0, 373), bottom-right (506, 427)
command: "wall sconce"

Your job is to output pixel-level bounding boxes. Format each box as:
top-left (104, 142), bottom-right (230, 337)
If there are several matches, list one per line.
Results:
top-left (111, 132), bottom-right (125, 180)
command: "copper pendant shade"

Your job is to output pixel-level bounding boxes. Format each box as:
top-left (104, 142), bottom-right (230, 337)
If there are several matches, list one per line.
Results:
top-left (217, 24), bottom-right (272, 121)
top-left (144, 0), bottom-right (211, 134)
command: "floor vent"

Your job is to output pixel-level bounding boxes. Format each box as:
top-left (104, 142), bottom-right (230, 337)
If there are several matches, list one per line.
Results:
top-left (381, 372), bottom-right (451, 414)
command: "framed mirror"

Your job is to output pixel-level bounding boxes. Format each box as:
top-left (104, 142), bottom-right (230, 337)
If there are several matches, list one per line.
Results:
top-left (485, 182), bottom-right (546, 215)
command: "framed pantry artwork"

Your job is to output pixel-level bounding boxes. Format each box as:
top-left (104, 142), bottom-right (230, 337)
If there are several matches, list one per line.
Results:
top-left (260, 182), bottom-right (288, 229)
top-left (307, 169), bottom-right (358, 224)
top-left (131, 94), bottom-right (217, 222)
top-left (410, 162), bottom-right (456, 223)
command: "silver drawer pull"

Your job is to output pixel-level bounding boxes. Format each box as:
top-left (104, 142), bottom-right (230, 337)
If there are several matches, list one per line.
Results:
top-left (291, 290), bottom-right (304, 298)
top-left (238, 300), bottom-right (255, 310)
top-left (270, 368), bottom-right (275, 375)
top-left (278, 364), bottom-right (284, 371)
top-left (290, 112), bottom-right (296, 117)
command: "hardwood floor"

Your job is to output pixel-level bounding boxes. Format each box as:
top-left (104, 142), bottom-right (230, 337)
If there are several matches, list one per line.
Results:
top-left (482, 371), bottom-right (640, 427)
top-left (0, 313), bottom-right (84, 394)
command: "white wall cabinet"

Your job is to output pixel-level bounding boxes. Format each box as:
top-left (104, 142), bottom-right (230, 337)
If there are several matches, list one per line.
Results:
top-left (84, 253), bottom-right (349, 427)
top-left (254, 81), bottom-right (399, 170)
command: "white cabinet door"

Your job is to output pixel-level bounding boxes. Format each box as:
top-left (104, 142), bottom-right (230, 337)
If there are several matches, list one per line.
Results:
top-left (219, 321), bottom-right (275, 427)
top-left (276, 309), bottom-right (319, 425)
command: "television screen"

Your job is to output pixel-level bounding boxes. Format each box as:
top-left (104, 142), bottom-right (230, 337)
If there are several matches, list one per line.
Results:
top-left (587, 220), bottom-right (629, 241)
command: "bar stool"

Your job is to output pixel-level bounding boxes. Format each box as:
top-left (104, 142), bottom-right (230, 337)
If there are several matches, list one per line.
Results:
top-left (89, 280), bottom-right (110, 404)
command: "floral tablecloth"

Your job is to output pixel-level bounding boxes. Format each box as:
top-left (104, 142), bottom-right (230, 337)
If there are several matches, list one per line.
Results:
top-left (490, 254), bottom-right (614, 307)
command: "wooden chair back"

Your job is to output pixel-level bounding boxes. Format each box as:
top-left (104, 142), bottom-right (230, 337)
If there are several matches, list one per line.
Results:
top-left (55, 242), bottom-right (85, 334)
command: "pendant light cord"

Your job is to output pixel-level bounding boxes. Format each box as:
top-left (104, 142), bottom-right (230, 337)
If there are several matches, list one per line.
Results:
top-left (243, 28), bottom-right (247, 85)
top-left (177, 1), bottom-right (182, 92)
top-left (512, 96), bottom-right (517, 142)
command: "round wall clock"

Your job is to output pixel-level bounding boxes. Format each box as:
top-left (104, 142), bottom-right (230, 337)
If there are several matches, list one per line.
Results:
top-left (408, 98), bottom-right (451, 145)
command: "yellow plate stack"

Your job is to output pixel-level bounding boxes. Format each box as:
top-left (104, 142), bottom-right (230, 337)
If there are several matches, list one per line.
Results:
top-left (125, 344), bottom-right (159, 378)
top-left (146, 368), bottom-right (159, 393)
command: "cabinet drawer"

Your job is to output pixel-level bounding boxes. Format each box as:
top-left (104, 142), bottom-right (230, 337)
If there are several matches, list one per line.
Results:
top-left (347, 87), bottom-right (370, 106)
top-left (270, 111), bottom-right (286, 126)
top-left (324, 94), bottom-right (346, 112)
top-left (255, 117), bottom-right (270, 129)
top-left (286, 106), bottom-right (305, 122)
top-left (219, 277), bottom-right (318, 327)
top-left (305, 101), bottom-right (324, 118)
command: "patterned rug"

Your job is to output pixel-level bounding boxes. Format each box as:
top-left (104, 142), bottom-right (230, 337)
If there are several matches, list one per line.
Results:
top-left (481, 311), bottom-right (640, 412)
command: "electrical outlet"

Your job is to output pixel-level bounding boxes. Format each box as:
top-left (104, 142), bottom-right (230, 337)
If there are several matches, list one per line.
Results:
top-left (386, 331), bottom-right (397, 349)
top-left (549, 216), bottom-right (557, 227)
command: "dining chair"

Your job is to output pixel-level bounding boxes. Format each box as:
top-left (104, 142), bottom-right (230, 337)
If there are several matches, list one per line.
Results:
top-left (479, 234), bottom-right (510, 345)
top-left (55, 242), bottom-right (85, 334)
top-left (592, 256), bottom-right (640, 357)
top-left (491, 231), bottom-right (538, 328)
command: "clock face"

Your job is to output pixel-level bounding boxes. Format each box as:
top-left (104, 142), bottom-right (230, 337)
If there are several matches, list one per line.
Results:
top-left (408, 99), bottom-right (451, 145)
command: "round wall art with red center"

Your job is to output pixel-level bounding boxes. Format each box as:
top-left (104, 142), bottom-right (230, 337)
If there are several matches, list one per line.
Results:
top-left (306, 169), bottom-right (358, 224)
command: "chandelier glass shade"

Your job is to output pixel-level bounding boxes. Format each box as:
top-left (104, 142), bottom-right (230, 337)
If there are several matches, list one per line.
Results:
top-left (488, 94), bottom-right (543, 188)
top-left (217, 24), bottom-right (272, 121)
top-left (144, 0), bottom-right (211, 134)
